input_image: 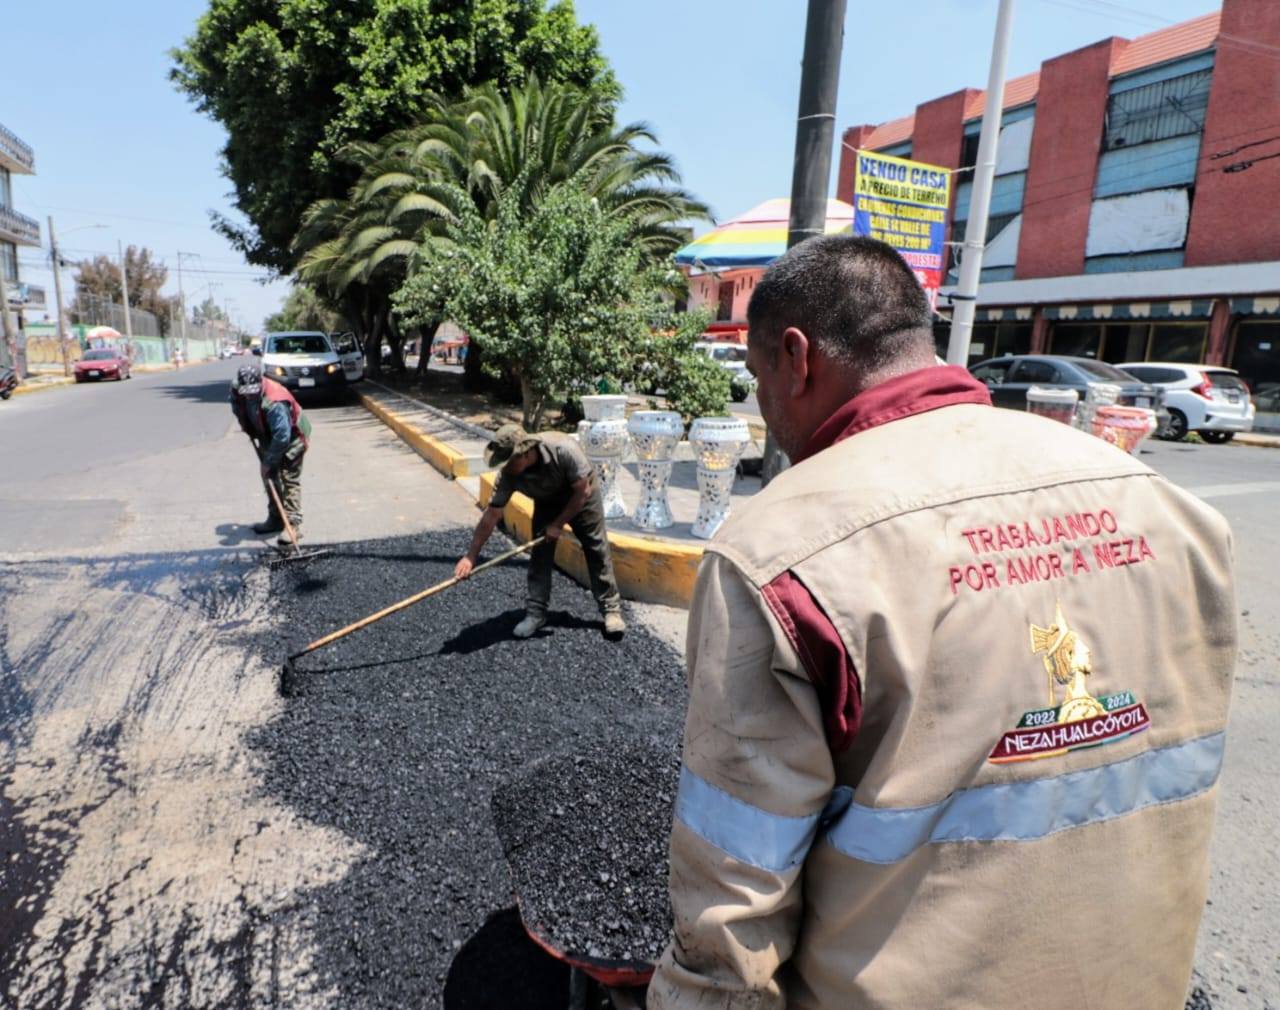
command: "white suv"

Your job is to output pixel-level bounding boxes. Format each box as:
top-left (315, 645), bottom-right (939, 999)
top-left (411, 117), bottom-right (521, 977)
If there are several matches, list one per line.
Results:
top-left (1118, 362), bottom-right (1254, 444)
top-left (259, 330), bottom-right (364, 394)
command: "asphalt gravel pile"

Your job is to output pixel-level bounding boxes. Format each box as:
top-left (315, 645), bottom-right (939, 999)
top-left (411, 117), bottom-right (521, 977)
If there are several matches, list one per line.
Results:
top-left (491, 742), bottom-right (680, 966)
top-left (252, 530), bottom-right (686, 1008)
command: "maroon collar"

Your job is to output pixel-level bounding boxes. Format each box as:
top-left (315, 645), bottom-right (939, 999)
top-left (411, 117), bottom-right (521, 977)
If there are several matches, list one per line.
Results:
top-left (792, 365), bottom-right (992, 464)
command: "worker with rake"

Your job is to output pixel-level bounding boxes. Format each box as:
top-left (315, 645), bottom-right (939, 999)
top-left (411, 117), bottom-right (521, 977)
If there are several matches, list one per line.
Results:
top-left (455, 424), bottom-right (626, 641)
top-left (230, 364), bottom-right (311, 546)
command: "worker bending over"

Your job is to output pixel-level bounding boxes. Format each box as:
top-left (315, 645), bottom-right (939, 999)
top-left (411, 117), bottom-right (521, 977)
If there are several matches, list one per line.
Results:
top-left (456, 424), bottom-right (625, 641)
top-left (650, 235), bottom-right (1236, 1009)
top-left (229, 364), bottom-right (311, 545)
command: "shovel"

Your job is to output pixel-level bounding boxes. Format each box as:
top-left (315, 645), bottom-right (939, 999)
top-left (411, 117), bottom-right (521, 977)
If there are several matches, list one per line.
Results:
top-left (279, 536), bottom-right (546, 697)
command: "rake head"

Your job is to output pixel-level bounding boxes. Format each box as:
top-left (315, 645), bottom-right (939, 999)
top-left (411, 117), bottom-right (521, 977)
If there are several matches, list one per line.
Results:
top-left (265, 546), bottom-right (334, 569)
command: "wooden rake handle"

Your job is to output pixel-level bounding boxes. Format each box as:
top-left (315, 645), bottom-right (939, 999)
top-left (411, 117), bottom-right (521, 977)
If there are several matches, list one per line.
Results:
top-left (289, 536), bottom-right (547, 661)
top-left (263, 476), bottom-right (302, 553)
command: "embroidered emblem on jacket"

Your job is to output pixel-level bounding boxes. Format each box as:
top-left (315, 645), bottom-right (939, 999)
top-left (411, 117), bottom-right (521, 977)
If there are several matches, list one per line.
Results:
top-left (988, 603), bottom-right (1150, 764)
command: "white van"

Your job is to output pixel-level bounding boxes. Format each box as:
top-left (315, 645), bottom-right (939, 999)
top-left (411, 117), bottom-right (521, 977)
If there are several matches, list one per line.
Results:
top-left (258, 330), bottom-right (364, 392)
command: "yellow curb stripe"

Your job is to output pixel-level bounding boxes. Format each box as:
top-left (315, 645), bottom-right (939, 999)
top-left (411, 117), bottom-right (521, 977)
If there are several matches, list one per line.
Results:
top-left (11, 379), bottom-right (75, 397)
top-left (359, 392), bottom-right (469, 479)
top-left (477, 472), bottom-right (703, 609)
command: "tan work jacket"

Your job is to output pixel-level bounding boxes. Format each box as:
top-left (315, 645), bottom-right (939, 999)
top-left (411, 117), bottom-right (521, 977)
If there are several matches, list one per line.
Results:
top-left (650, 367), bottom-right (1236, 1010)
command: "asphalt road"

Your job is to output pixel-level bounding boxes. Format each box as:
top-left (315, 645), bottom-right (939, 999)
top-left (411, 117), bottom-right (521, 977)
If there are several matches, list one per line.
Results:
top-left (2, 363), bottom-right (1277, 1007)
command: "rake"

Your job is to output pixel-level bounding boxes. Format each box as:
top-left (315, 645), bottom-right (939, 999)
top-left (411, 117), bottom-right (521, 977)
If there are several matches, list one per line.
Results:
top-left (279, 536), bottom-right (546, 697)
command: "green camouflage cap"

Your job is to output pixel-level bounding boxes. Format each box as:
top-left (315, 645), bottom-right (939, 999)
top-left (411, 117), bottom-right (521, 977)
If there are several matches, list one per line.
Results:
top-left (485, 424), bottom-right (540, 468)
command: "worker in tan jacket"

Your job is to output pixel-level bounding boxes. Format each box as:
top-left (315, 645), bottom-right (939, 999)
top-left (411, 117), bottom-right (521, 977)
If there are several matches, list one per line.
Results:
top-left (649, 235), bottom-right (1236, 1010)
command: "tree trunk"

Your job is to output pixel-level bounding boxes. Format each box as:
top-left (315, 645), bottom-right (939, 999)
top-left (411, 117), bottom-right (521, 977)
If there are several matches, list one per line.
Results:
top-left (463, 336), bottom-right (486, 392)
top-left (519, 371), bottom-right (542, 430)
top-left (384, 308), bottom-right (406, 374)
top-left (414, 319), bottom-right (441, 384)
top-left (365, 312), bottom-right (384, 379)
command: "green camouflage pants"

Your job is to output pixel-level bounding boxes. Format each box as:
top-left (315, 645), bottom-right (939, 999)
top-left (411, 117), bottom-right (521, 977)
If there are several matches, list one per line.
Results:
top-left (264, 444), bottom-right (305, 529)
top-left (529, 484), bottom-right (621, 617)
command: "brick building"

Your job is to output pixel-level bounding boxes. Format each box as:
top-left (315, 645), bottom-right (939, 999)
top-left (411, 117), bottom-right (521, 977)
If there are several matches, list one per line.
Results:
top-left (837, 1), bottom-right (1280, 418)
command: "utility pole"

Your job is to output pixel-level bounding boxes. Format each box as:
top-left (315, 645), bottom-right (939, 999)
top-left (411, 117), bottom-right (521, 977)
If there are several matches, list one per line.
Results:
top-left (176, 251), bottom-right (189, 362)
top-left (946, 0), bottom-right (1016, 366)
top-left (762, 0), bottom-right (848, 485)
top-left (48, 216), bottom-right (72, 377)
top-left (118, 241), bottom-right (134, 343)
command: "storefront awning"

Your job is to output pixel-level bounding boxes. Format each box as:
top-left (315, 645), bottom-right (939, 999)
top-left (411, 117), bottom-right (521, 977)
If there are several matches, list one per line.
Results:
top-left (1043, 299), bottom-right (1214, 320)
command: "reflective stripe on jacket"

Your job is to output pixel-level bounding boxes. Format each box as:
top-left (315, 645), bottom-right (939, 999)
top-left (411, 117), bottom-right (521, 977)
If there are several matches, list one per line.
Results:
top-left (650, 366), bottom-right (1236, 1010)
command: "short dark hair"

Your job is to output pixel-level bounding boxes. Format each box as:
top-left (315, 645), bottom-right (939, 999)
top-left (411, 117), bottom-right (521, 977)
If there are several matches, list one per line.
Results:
top-left (747, 235), bottom-right (933, 370)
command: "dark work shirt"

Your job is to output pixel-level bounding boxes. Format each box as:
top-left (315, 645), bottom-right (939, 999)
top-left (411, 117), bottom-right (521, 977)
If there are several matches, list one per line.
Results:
top-left (489, 435), bottom-right (591, 508)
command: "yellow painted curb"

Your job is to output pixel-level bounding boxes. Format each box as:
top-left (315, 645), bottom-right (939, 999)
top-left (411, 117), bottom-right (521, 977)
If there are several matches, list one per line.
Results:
top-left (477, 472), bottom-right (703, 609)
top-left (11, 378), bottom-right (75, 396)
top-left (360, 392), bottom-right (469, 479)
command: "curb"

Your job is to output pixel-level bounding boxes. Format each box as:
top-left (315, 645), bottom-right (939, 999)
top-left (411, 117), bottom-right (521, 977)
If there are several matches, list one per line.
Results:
top-left (11, 378), bottom-right (75, 397)
top-left (359, 392), bottom-right (474, 478)
top-left (361, 391), bottom-right (704, 608)
top-left (1233, 433), bottom-right (1280, 450)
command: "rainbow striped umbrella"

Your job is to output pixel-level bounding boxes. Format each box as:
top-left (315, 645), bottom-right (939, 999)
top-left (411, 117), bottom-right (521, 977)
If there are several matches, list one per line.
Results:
top-left (675, 198), bottom-right (854, 270)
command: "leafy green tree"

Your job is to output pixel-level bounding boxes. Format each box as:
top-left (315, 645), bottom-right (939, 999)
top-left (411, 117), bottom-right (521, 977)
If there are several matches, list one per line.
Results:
top-left (293, 76), bottom-right (709, 379)
top-left (171, 0), bottom-right (616, 272)
top-left (72, 246), bottom-right (178, 337)
top-left (396, 181), bottom-right (725, 428)
top-left (263, 285), bottom-right (345, 333)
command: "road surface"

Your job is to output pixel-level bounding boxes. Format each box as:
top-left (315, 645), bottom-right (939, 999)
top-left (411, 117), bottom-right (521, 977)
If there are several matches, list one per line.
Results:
top-left (1, 361), bottom-right (1276, 1007)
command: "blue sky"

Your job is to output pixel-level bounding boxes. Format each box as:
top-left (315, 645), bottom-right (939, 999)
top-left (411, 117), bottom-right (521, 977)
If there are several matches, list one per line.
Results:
top-left (3, 0), bottom-right (1218, 332)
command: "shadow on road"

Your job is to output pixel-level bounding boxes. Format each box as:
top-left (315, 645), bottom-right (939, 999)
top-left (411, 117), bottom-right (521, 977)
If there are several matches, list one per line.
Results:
top-left (437, 609), bottom-right (601, 656)
top-left (150, 378), bottom-right (235, 405)
top-left (442, 907), bottom-right (570, 1009)
top-left (215, 522), bottom-right (270, 547)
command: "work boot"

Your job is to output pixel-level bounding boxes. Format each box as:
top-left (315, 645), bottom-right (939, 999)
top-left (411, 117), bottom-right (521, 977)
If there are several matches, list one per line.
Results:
top-left (513, 613), bottom-right (546, 639)
top-left (253, 518), bottom-right (284, 534)
top-left (603, 612), bottom-right (626, 642)
top-left (277, 528), bottom-right (302, 547)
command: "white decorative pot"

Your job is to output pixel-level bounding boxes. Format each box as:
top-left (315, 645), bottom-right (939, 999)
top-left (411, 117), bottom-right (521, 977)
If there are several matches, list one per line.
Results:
top-left (581, 394), bottom-right (628, 423)
top-left (689, 417), bottom-right (751, 539)
top-left (582, 417), bottom-right (630, 519)
top-left (627, 410), bottom-right (683, 530)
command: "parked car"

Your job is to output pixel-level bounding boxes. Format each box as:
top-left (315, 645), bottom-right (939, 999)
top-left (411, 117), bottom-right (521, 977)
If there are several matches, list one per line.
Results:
top-left (1116, 362), bottom-right (1254, 443)
top-left (695, 341), bottom-right (754, 402)
top-left (969, 354), bottom-right (1169, 431)
top-left (260, 330), bottom-right (364, 394)
top-left (74, 348), bottom-right (132, 383)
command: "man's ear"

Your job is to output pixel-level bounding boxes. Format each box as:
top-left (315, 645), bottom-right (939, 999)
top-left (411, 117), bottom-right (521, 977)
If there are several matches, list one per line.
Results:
top-left (780, 326), bottom-right (812, 398)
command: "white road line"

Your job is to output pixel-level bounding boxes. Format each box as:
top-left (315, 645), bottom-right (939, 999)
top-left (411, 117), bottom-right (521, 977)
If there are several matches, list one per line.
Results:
top-left (1185, 481), bottom-right (1280, 500)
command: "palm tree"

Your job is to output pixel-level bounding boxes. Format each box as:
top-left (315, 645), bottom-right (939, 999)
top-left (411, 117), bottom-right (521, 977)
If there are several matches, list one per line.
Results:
top-left (291, 76), bottom-right (709, 379)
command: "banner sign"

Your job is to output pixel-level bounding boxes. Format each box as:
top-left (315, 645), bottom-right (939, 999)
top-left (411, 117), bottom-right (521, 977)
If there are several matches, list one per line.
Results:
top-left (852, 150), bottom-right (951, 305)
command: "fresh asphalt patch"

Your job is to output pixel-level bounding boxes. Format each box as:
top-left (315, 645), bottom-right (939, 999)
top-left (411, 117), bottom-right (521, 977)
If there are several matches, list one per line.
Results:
top-left (253, 529), bottom-right (686, 1008)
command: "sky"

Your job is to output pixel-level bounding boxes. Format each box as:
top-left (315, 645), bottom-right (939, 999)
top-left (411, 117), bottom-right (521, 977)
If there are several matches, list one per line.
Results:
top-left (4, 0), bottom-right (1220, 334)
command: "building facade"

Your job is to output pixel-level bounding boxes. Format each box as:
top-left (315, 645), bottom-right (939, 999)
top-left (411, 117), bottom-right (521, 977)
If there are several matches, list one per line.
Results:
top-left (0, 119), bottom-right (45, 363)
top-left (837, 1), bottom-right (1280, 421)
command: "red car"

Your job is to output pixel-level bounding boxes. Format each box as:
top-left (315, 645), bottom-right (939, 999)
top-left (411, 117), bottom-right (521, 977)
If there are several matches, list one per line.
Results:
top-left (74, 348), bottom-right (132, 382)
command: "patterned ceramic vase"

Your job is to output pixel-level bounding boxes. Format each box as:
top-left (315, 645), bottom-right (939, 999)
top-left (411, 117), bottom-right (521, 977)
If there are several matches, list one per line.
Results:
top-left (581, 394), bottom-right (628, 422)
top-left (689, 417), bottom-right (751, 539)
top-left (627, 410), bottom-right (684, 530)
top-left (582, 417), bottom-right (630, 519)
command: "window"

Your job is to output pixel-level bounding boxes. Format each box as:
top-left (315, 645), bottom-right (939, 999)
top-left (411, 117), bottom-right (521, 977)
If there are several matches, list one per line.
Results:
top-left (1074, 360), bottom-right (1140, 382)
top-left (960, 131), bottom-right (981, 170)
top-left (267, 334), bottom-right (331, 354)
top-left (971, 360), bottom-right (1011, 385)
top-left (1051, 323), bottom-right (1102, 359)
top-left (1104, 70), bottom-right (1212, 150)
top-left (1231, 321), bottom-right (1280, 414)
top-left (1010, 359), bottom-right (1060, 384)
top-left (1148, 323), bottom-right (1207, 363)
top-left (1122, 365), bottom-right (1186, 384)
top-left (716, 281), bottom-right (734, 321)
top-left (0, 168), bottom-right (11, 210)
top-left (0, 241), bottom-right (15, 283)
